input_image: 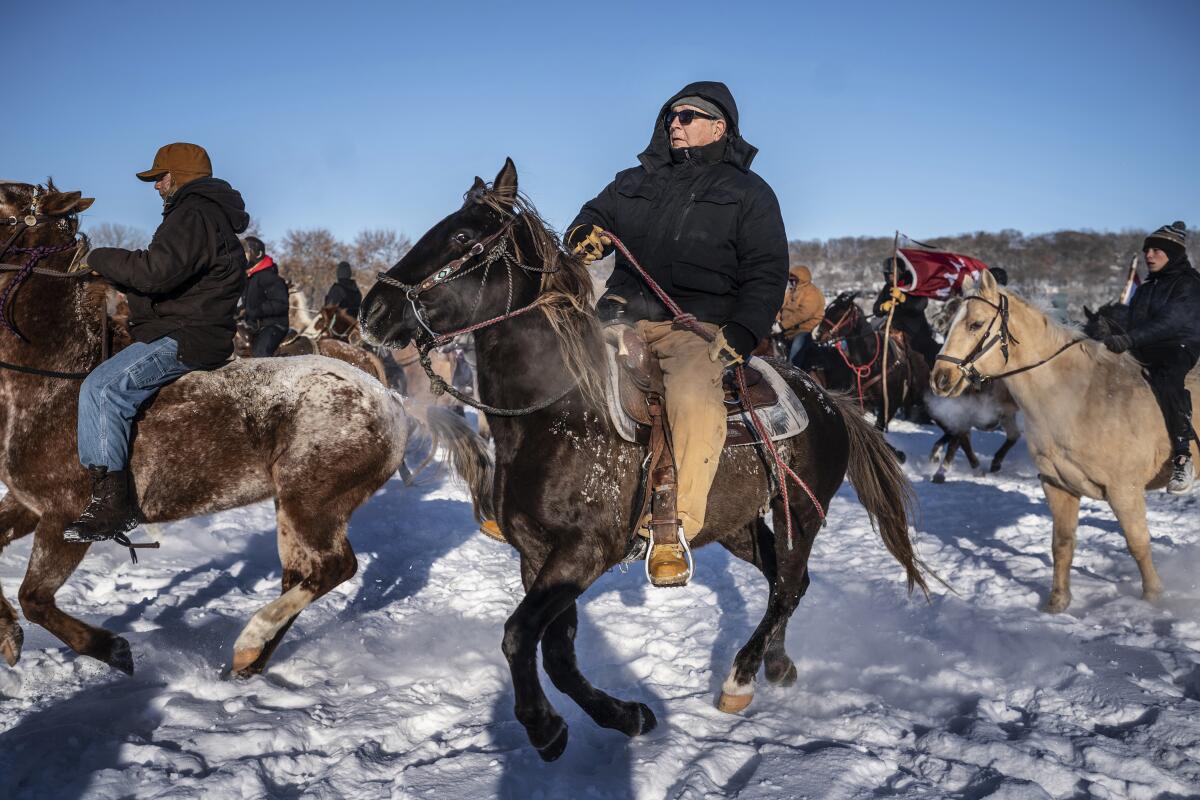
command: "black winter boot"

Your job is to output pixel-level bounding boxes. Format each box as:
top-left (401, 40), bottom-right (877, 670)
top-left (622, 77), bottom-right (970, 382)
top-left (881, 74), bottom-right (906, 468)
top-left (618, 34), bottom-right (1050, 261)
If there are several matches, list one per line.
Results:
top-left (64, 466), bottom-right (141, 543)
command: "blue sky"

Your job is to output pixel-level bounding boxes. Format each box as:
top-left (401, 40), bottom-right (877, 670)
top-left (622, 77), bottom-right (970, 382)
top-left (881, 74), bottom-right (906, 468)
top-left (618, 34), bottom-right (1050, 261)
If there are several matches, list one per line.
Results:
top-left (6, 0), bottom-right (1197, 248)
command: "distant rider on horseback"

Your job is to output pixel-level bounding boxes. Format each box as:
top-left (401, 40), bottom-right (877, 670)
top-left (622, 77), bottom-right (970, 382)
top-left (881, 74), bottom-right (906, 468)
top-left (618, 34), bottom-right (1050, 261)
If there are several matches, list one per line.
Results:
top-left (565, 81), bottom-right (789, 585)
top-left (324, 261), bottom-right (362, 317)
top-left (873, 258), bottom-right (941, 369)
top-left (241, 235), bottom-right (289, 356)
top-left (66, 143), bottom-right (249, 543)
top-left (1102, 221), bottom-right (1200, 494)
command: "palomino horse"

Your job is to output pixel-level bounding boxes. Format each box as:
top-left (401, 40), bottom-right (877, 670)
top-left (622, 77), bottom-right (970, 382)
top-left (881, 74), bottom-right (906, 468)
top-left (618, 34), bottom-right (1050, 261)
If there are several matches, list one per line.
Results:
top-left (359, 159), bottom-right (930, 760)
top-left (932, 270), bottom-right (1199, 612)
top-left (0, 181), bottom-right (492, 676)
top-left (926, 296), bottom-right (1022, 484)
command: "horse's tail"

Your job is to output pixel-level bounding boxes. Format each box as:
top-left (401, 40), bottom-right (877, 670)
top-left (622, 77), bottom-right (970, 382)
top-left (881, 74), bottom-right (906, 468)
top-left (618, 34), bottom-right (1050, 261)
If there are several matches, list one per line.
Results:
top-left (420, 405), bottom-right (495, 523)
top-left (832, 391), bottom-right (933, 598)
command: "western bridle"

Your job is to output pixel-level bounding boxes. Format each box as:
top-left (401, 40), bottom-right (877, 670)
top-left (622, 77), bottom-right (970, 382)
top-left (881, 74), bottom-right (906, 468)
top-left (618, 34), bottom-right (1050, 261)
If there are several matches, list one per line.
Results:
top-left (935, 293), bottom-right (1082, 387)
top-left (373, 209), bottom-right (571, 416)
top-left (0, 186), bottom-right (98, 378)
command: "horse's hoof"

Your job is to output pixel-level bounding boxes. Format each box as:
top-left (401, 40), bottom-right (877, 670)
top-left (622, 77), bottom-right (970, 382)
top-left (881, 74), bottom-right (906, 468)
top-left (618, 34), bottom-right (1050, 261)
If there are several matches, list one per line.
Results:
top-left (534, 718), bottom-right (569, 762)
top-left (231, 647), bottom-right (263, 675)
top-left (1, 626), bottom-right (23, 667)
top-left (1043, 593), bottom-right (1071, 614)
top-left (989, 461), bottom-right (1002, 474)
top-left (1143, 588), bottom-right (1164, 605)
top-left (892, 450), bottom-right (908, 464)
top-left (634, 703), bottom-right (657, 735)
top-left (104, 636), bottom-right (134, 675)
top-left (931, 472), bottom-right (946, 485)
top-left (717, 690), bottom-right (754, 714)
top-left (765, 660), bottom-right (798, 687)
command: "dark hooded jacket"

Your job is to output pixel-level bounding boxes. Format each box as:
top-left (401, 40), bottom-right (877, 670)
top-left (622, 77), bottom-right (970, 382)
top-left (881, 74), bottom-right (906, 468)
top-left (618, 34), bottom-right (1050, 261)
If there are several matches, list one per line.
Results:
top-left (324, 263), bottom-right (362, 317)
top-left (243, 257), bottom-right (290, 329)
top-left (1127, 256), bottom-right (1200, 360)
top-left (89, 177), bottom-right (249, 368)
top-left (568, 81), bottom-right (789, 355)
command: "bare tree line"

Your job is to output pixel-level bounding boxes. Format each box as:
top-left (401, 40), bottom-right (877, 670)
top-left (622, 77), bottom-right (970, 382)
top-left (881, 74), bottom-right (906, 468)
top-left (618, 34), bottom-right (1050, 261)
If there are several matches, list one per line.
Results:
top-left (86, 220), bottom-right (412, 307)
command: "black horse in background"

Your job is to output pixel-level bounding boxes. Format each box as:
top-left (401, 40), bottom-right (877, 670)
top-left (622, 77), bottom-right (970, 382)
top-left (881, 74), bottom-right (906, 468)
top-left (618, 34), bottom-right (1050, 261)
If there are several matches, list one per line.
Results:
top-left (809, 291), bottom-right (925, 462)
top-left (358, 159), bottom-right (931, 761)
top-left (1083, 301), bottom-right (1131, 340)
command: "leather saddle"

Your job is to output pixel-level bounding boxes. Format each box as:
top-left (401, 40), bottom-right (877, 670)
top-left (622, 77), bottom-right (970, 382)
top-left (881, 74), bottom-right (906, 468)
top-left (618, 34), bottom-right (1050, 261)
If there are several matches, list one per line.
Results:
top-left (603, 324), bottom-right (809, 447)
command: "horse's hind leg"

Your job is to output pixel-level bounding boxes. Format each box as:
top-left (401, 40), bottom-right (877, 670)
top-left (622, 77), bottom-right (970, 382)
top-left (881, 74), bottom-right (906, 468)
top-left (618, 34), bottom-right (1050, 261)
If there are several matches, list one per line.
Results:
top-left (18, 515), bottom-right (134, 674)
top-left (231, 505), bottom-right (357, 676)
top-left (540, 603), bottom-right (656, 737)
top-left (1107, 486), bottom-right (1164, 604)
top-left (503, 545), bottom-right (606, 761)
top-left (0, 497), bottom-right (40, 666)
top-left (719, 508), bottom-right (818, 714)
top-left (959, 433), bottom-right (981, 470)
top-left (720, 518), bottom-right (801, 687)
top-left (989, 419), bottom-right (1021, 473)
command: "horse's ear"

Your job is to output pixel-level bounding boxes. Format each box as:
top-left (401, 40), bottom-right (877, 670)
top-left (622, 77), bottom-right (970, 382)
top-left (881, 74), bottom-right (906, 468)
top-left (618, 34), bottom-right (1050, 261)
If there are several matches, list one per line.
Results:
top-left (1083, 305), bottom-right (1096, 321)
top-left (466, 176), bottom-right (487, 204)
top-left (976, 268), bottom-right (999, 299)
top-left (849, 290), bottom-right (860, 300)
top-left (492, 157), bottom-right (518, 212)
top-left (40, 190), bottom-right (94, 216)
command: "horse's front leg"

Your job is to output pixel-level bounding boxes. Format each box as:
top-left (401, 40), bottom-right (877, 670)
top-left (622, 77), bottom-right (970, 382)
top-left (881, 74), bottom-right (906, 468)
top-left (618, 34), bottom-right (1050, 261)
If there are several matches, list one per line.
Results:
top-left (0, 496), bottom-right (40, 666)
top-left (541, 603), bottom-right (657, 737)
top-left (1041, 481), bottom-right (1080, 613)
top-left (503, 543), bottom-right (607, 761)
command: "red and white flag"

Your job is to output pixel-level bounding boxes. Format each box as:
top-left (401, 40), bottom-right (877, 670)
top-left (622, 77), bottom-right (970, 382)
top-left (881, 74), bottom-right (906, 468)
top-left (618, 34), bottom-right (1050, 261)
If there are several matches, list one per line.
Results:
top-left (893, 237), bottom-right (991, 298)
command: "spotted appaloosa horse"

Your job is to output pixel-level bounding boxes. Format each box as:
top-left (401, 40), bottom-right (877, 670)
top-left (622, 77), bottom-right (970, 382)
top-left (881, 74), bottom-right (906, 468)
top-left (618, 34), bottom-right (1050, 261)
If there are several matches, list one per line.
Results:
top-left (359, 159), bottom-right (931, 761)
top-left (0, 180), bottom-right (492, 677)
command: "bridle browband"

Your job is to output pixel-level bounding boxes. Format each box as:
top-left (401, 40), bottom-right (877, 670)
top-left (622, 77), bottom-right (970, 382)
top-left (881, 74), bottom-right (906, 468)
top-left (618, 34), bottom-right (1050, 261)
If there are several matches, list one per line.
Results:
top-left (935, 293), bottom-right (1082, 387)
top-left (374, 208), bottom-right (573, 416)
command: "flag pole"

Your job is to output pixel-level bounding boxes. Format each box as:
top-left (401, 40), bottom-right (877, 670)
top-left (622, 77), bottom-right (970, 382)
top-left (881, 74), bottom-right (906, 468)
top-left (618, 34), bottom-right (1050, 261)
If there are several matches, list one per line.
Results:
top-left (1119, 254), bottom-right (1138, 305)
top-left (882, 230), bottom-right (899, 428)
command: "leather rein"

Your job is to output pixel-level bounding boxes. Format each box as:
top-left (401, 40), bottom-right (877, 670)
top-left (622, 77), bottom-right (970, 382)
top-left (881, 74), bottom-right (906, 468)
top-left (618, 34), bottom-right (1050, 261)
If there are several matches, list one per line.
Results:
top-left (935, 293), bottom-right (1083, 387)
top-left (374, 212), bottom-right (572, 416)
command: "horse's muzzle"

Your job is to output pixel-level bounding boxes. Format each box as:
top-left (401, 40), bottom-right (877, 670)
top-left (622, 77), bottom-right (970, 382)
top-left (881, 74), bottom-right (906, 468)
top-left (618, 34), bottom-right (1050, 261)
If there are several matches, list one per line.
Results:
top-left (359, 289), bottom-right (414, 349)
top-left (930, 363), bottom-right (963, 397)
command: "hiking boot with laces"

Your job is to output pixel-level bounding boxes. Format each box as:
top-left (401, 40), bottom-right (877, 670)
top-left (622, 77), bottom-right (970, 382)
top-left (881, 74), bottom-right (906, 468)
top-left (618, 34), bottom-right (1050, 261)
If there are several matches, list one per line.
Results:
top-left (1167, 455), bottom-right (1194, 495)
top-left (64, 466), bottom-right (141, 543)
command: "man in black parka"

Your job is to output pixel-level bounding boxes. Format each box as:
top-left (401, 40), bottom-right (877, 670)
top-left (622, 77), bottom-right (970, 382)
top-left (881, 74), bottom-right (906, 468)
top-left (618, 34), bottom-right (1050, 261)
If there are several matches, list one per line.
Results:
top-left (65, 142), bottom-right (249, 544)
top-left (241, 235), bottom-right (290, 356)
top-left (1103, 221), bottom-right (1200, 493)
top-left (566, 81), bottom-right (789, 585)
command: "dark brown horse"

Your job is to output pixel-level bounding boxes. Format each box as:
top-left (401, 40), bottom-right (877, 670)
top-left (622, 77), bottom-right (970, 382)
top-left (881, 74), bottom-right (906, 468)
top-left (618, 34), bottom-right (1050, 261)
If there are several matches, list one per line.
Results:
top-left (0, 180), bottom-right (492, 677)
top-left (359, 159), bottom-right (930, 761)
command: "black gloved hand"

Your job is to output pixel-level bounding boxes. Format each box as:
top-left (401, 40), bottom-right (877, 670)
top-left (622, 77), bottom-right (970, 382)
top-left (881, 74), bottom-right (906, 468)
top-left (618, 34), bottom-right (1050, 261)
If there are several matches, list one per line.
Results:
top-left (1102, 334), bottom-right (1132, 354)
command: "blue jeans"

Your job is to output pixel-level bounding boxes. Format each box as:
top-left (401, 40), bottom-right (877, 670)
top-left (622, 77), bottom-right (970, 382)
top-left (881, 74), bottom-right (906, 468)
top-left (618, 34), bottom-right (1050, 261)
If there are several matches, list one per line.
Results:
top-left (77, 337), bottom-right (192, 470)
top-left (789, 332), bottom-right (812, 366)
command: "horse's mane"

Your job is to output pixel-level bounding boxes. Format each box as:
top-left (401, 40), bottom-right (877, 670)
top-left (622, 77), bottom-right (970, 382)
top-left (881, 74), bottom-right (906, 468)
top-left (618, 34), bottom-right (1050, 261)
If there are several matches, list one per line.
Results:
top-left (993, 287), bottom-right (1147, 389)
top-left (477, 188), bottom-right (607, 409)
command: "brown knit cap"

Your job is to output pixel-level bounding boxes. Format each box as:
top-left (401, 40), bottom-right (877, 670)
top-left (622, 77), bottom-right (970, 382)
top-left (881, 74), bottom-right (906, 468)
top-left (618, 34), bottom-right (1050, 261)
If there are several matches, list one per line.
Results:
top-left (136, 142), bottom-right (212, 185)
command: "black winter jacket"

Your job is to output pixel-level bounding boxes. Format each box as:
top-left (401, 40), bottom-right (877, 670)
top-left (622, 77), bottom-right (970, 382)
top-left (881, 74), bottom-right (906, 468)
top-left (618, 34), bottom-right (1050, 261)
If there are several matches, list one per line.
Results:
top-left (872, 281), bottom-right (931, 338)
top-left (324, 278), bottom-right (362, 317)
top-left (1128, 257), bottom-right (1200, 359)
top-left (89, 178), bottom-right (249, 368)
top-left (569, 81), bottom-right (789, 355)
top-left (243, 259), bottom-right (290, 329)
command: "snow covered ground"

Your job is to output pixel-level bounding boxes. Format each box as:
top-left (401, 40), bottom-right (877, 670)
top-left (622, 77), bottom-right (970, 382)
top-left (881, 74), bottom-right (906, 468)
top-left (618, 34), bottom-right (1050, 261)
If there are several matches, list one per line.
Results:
top-left (1, 421), bottom-right (1198, 799)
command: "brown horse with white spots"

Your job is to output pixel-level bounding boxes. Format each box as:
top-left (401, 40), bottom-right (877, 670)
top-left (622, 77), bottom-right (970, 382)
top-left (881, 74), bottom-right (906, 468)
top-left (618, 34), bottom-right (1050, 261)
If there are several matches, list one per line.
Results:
top-left (0, 181), bottom-right (491, 676)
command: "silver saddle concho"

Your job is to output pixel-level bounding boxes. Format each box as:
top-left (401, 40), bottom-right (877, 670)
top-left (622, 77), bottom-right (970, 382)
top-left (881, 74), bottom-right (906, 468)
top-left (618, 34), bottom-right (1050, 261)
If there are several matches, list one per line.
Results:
top-left (602, 323), bottom-right (809, 446)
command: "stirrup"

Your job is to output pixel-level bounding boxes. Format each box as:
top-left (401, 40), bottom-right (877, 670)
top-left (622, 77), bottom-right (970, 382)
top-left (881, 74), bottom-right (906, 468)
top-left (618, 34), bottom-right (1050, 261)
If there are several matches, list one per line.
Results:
top-left (644, 525), bottom-right (694, 587)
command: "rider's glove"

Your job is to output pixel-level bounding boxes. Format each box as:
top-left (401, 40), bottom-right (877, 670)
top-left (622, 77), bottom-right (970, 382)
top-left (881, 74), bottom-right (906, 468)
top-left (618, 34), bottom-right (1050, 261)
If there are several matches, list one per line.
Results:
top-left (708, 324), bottom-right (756, 367)
top-left (880, 286), bottom-right (907, 313)
top-left (565, 224), bottom-right (612, 265)
top-left (1102, 333), bottom-right (1132, 354)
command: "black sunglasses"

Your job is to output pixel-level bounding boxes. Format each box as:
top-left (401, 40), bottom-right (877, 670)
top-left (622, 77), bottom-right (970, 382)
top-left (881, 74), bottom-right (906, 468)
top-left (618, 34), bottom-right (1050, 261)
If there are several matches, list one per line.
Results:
top-left (665, 109), bottom-right (718, 127)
